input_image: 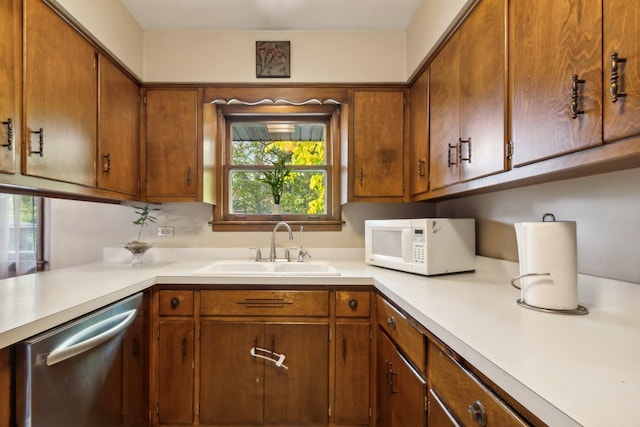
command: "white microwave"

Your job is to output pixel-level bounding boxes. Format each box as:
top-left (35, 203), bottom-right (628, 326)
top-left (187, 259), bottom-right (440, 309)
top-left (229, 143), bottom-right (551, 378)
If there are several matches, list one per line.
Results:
top-left (365, 218), bottom-right (475, 276)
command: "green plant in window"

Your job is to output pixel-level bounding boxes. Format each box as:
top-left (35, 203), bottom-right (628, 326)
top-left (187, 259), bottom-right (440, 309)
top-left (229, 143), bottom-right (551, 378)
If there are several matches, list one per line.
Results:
top-left (258, 149), bottom-right (292, 205)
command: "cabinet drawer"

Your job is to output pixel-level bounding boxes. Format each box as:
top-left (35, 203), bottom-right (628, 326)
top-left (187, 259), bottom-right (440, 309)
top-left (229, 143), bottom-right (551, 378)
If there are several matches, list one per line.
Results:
top-left (158, 290), bottom-right (194, 316)
top-left (428, 342), bottom-right (528, 427)
top-left (336, 291), bottom-right (370, 317)
top-left (201, 290), bottom-right (329, 316)
top-left (376, 295), bottom-right (425, 373)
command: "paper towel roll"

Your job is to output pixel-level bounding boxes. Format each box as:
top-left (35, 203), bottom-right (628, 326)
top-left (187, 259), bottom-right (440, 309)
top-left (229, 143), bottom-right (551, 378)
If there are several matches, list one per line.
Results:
top-left (514, 220), bottom-right (578, 310)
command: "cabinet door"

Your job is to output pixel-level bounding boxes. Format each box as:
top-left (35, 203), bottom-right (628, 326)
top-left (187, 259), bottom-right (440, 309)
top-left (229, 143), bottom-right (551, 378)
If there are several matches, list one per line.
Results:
top-left (144, 89), bottom-right (198, 200)
top-left (157, 320), bottom-right (194, 425)
top-left (429, 32), bottom-right (461, 191)
top-left (428, 389), bottom-right (462, 426)
top-left (409, 70), bottom-right (429, 196)
top-left (511, 0), bottom-right (602, 166)
top-left (98, 55), bottom-right (139, 196)
top-left (24, 0), bottom-right (97, 186)
top-left (458, 0), bottom-right (506, 182)
top-left (377, 329), bottom-right (426, 427)
top-left (352, 91), bottom-right (405, 199)
top-left (335, 321), bottom-right (370, 425)
top-left (0, 0), bottom-right (18, 174)
top-left (264, 322), bottom-right (329, 425)
top-left (200, 321), bottom-right (264, 424)
top-left (603, 0), bottom-right (640, 142)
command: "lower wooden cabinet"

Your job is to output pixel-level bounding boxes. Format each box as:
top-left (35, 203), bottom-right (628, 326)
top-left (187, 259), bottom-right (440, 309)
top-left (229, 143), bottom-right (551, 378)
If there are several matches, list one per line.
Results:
top-left (151, 288), bottom-right (372, 427)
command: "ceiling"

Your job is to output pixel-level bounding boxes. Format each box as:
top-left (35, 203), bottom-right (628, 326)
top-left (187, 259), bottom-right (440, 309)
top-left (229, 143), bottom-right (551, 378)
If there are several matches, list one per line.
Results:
top-left (120, 0), bottom-right (423, 31)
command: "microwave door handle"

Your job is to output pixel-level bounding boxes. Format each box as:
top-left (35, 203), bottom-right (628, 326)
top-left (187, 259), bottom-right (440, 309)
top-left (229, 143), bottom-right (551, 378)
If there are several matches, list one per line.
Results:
top-left (401, 228), bottom-right (413, 263)
top-left (46, 309), bottom-right (137, 366)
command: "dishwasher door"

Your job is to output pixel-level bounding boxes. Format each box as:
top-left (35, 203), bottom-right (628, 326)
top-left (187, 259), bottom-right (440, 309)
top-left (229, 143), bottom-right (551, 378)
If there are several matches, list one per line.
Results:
top-left (16, 292), bottom-right (145, 427)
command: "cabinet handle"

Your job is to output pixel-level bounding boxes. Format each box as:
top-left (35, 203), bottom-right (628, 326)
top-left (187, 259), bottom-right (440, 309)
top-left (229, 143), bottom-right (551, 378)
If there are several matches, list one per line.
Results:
top-left (170, 297), bottom-right (181, 309)
top-left (2, 118), bottom-right (13, 151)
top-left (186, 166), bottom-right (192, 186)
top-left (467, 400), bottom-right (487, 426)
top-left (386, 316), bottom-right (396, 329)
top-left (447, 143), bottom-right (458, 167)
top-left (459, 138), bottom-right (471, 163)
top-left (359, 166), bottom-right (364, 186)
top-left (348, 298), bottom-right (358, 310)
top-left (570, 75), bottom-right (586, 119)
top-left (30, 128), bottom-right (44, 157)
top-left (385, 361), bottom-right (398, 394)
top-left (417, 159), bottom-right (426, 177)
top-left (102, 153), bottom-right (111, 173)
top-left (610, 52), bottom-right (627, 103)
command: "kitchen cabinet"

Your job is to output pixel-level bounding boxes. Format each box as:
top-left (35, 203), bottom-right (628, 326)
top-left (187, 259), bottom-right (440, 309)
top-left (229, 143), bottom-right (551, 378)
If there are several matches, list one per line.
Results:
top-left (429, 0), bottom-right (506, 190)
top-left (334, 291), bottom-right (371, 425)
top-left (0, 0), bottom-right (19, 175)
top-left (24, 0), bottom-right (97, 187)
top-left (408, 69), bottom-right (429, 197)
top-left (349, 90), bottom-right (405, 201)
top-left (199, 290), bottom-right (329, 425)
top-left (427, 340), bottom-right (529, 427)
top-left (0, 346), bottom-right (9, 426)
top-left (153, 290), bottom-right (195, 425)
top-left (98, 55), bottom-right (140, 197)
top-left (603, 0), bottom-right (640, 143)
top-left (375, 295), bottom-right (426, 427)
top-left (511, 0), bottom-right (602, 166)
top-left (143, 88), bottom-right (199, 202)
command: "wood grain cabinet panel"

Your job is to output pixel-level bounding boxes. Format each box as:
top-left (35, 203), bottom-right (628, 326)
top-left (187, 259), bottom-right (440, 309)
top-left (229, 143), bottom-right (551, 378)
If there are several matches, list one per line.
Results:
top-left (98, 55), bottom-right (139, 197)
top-left (350, 90), bottom-right (405, 200)
top-left (409, 69), bottom-right (429, 197)
top-left (201, 290), bottom-right (329, 317)
top-left (0, 0), bottom-right (19, 175)
top-left (510, 0), bottom-right (603, 166)
top-left (603, 0), bottom-right (640, 143)
top-left (24, 0), bottom-right (97, 186)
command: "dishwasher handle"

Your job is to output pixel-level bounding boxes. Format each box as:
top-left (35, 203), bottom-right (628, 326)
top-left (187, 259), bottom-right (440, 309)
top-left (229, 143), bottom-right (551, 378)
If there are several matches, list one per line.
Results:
top-left (46, 309), bottom-right (137, 366)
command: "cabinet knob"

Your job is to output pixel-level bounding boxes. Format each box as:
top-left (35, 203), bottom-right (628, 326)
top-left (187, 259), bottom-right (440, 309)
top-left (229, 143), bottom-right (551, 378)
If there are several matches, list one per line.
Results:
top-left (467, 400), bottom-right (487, 426)
top-left (348, 298), bottom-right (358, 310)
top-left (387, 316), bottom-right (396, 329)
top-left (170, 297), bottom-right (181, 309)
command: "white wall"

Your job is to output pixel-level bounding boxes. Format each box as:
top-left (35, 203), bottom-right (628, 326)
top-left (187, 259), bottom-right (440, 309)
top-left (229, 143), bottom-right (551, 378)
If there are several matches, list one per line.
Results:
top-left (437, 168), bottom-right (640, 284)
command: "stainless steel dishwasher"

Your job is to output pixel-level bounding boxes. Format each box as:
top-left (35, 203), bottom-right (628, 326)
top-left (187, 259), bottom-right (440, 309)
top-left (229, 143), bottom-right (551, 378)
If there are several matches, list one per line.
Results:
top-left (15, 292), bottom-right (145, 427)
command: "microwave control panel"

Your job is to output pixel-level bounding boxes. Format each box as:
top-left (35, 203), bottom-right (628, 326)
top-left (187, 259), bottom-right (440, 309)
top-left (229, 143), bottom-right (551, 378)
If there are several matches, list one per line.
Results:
top-left (412, 228), bottom-right (426, 264)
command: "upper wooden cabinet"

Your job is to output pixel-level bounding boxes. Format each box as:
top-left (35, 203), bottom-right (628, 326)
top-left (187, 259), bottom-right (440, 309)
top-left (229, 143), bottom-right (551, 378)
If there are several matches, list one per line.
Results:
top-left (23, 0), bottom-right (97, 187)
top-left (510, 0), bottom-right (603, 166)
top-left (98, 55), bottom-right (140, 197)
top-left (0, 0), bottom-right (19, 175)
top-left (143, 88), bottom-right (200, 202)
top-left (349, 90), bottom-right (405, 201)
top-left (430, 0), bottom-right (507, 191)
top-left (408, 69), bottom-right (429, 197)
top-left (603, 0), bottom-right (640, 143)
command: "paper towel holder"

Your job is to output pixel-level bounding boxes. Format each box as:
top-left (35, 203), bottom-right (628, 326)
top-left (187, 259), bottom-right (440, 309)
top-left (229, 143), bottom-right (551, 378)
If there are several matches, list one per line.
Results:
top-left (511, 273), bottom-right (589, 315)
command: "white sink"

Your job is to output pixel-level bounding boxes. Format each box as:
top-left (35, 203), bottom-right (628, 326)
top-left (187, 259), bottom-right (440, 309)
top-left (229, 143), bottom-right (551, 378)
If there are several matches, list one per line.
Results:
top-left (192, 260), bottom-right (340, 276)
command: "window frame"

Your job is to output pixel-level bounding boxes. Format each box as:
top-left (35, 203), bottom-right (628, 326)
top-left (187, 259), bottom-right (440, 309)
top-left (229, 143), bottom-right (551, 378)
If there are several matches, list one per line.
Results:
top-left (209, 103), bottom-right (343, 231)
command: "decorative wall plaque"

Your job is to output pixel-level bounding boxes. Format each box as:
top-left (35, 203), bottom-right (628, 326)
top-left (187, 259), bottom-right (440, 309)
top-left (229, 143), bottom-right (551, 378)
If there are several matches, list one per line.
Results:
top-left (256, 41), bottom-right (290, 78)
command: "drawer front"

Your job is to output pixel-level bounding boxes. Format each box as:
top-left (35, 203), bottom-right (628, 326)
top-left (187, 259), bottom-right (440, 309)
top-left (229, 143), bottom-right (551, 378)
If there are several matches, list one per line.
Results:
top-left (201, 290), bottom-right (329, 316)
top-left (376, 295), bottom-right (425, 373)
top-left (428, 342), bottom-right (529, 427)
top-left (159, 290), bottom-right (194, 316)
top-left (336, 291), bottom-right (370, 317)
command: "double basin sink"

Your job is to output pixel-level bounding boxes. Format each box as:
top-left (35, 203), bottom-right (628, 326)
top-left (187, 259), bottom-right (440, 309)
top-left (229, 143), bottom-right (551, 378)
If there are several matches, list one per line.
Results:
top-left (193, 260), bottom-right (340, 276)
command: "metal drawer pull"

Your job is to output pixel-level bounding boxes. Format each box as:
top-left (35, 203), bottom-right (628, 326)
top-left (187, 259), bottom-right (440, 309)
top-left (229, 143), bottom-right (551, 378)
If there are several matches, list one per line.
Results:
top-left (570, 75), bottom-right (585, 119)
top-left (610, 52), bottom-right (627, 103)
top-left (30, 128), bottom-right (44, 156)
top-left (250, 346), bottom-right (288, 370)
top-left (467, 400), bottom-right (487, 426)
top-left (459, 138), bottom-right (471, 163)
top-left (386, 316), bottom-right (396, 329)
top-left (102, 153), bottom-right (111, 173)
top-left (2, 118), bottom-right (12, 150)
top-left (447, 143), bottom-right (458, 167)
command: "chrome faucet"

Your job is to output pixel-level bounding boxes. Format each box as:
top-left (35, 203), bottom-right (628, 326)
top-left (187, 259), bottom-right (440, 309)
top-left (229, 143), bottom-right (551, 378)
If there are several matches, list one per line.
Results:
top-left (270, 221), bottom-right (293, 261)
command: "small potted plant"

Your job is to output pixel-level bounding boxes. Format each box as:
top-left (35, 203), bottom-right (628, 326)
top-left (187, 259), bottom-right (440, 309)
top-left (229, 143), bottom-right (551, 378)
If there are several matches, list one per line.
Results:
top-left (258, 149), bottom-right (292, 215)
top-left (122, 204), bottom-right (158, 264)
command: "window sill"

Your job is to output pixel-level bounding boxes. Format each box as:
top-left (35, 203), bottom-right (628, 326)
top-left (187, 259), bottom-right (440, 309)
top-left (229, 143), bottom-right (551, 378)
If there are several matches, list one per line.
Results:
top-left (209, 220), bottom-right (344, 232)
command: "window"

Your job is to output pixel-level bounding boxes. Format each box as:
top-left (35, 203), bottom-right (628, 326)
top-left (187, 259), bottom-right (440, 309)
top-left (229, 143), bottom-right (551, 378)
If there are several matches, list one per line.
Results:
top-left (208, 103), bottom-right (343, 231)
top-left (0, 194), bottom-right (45, 278)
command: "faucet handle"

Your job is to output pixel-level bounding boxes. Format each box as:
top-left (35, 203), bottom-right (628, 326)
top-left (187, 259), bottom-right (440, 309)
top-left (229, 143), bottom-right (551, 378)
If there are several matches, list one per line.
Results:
top-left (297, 249), bottom-right (311, 263)
top-left (284, 247), bottom-right (297, 262)
top-left (249, 247), bottom-right (262, 261)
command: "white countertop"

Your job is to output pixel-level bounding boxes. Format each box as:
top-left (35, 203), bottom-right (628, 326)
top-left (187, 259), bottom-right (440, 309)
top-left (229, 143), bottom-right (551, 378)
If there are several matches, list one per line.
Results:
top-left (1, 252), bottom-right (638, 427)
